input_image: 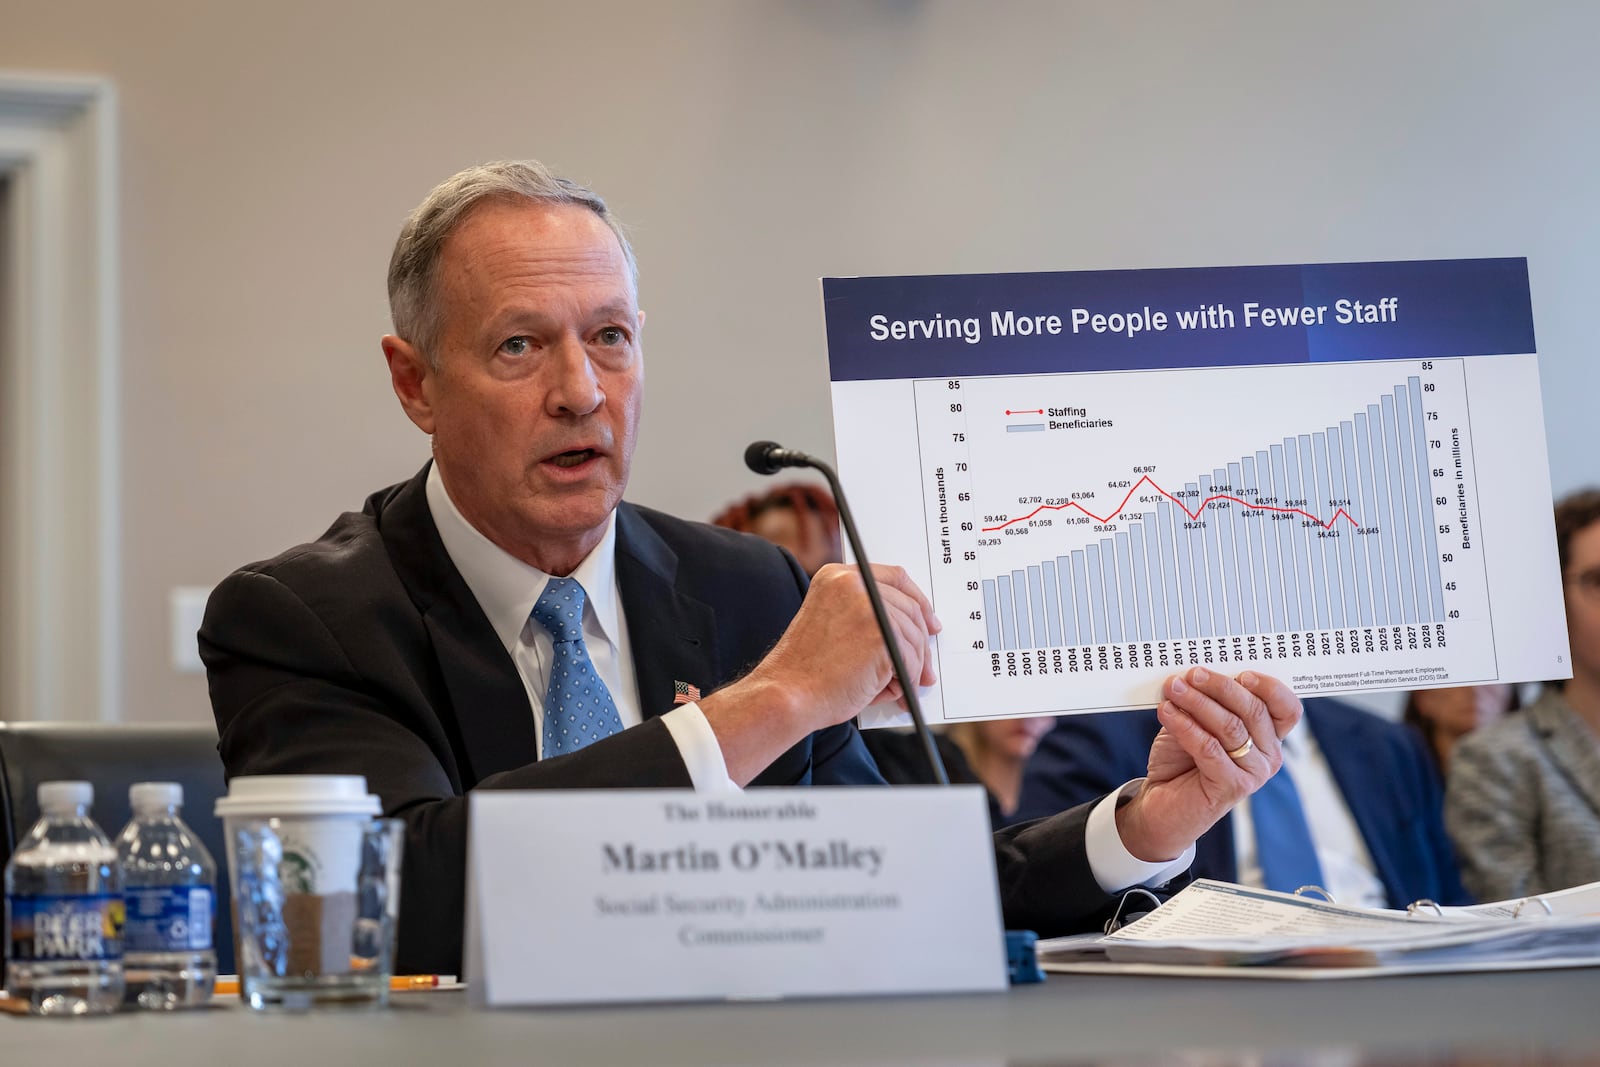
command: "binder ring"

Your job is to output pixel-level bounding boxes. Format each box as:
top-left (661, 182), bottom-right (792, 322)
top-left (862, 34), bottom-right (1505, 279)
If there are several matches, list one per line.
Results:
top-left (1512, 897), bottom-right (1554, 918)
top-left (1104, 887), bottom-right (1165, 935)
top-left (1407, 898), bottom-right (1443, 917)
top-left (1293, 885), bottom-right (1335, 902)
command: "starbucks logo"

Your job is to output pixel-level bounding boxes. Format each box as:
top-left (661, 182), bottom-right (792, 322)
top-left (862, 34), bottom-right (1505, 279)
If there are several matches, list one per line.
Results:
top-left (278, 850), bottom-right (318, 894)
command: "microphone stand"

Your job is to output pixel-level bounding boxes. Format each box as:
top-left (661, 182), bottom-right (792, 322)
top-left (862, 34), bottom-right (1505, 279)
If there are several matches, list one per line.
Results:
top-left (765, 452), bottom-right (950, 786)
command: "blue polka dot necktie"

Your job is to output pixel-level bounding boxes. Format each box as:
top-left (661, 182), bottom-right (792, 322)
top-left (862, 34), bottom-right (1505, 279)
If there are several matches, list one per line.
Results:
top-left (531, 577), bottom-right (625, 758)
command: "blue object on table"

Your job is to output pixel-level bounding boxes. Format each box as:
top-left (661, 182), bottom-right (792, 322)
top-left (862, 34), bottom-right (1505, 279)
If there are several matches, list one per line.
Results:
top-left (1005, 929), bottom-right (1045, 984)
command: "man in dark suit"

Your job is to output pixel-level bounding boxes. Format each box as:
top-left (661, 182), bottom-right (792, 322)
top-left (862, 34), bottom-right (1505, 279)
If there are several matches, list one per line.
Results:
top-left (1016, 698), bottom-right (1470, 908)
top-left (201, 160), bottom-right (1305, 973)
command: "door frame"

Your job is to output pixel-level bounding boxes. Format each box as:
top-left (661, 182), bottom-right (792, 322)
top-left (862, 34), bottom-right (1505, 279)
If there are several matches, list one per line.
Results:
top-left (0, 73), bottom-right (120, 721)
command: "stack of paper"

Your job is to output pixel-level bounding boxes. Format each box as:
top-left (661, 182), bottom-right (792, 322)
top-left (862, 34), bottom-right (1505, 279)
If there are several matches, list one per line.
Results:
top-left (1040, 879), bottom-right (1600, 979)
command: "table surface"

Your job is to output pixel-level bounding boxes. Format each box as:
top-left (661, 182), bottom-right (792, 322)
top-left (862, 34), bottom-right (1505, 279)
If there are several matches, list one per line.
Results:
top-left (6, 967), bottom-right (1600, 1066)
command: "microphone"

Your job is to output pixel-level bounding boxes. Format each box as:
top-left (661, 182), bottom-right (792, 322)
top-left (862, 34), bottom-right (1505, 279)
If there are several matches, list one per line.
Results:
top-left (743, 440), bottom-right (949, 786)
top-left (742, 440), bottom-right (816, 476)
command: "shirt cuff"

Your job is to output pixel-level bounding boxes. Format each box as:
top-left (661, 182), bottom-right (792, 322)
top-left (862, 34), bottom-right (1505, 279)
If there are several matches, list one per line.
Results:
top-left (1084, 779), bottom-right (1195, 893)
top-left (660, 703), bottom-right (742, 793)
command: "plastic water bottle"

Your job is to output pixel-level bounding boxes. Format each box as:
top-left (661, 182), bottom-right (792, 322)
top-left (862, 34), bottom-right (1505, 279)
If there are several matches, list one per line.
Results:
top-left (3, 781), bottom-right (125, 1015)
top-left (116, 782), bottom-right (217, 1009)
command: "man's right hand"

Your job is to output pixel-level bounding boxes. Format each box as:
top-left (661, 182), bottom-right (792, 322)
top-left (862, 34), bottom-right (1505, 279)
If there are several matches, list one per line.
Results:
top-left (699, 563), bottom-right (941, 785)
top-left (762, 563), bottom-right (942, 715)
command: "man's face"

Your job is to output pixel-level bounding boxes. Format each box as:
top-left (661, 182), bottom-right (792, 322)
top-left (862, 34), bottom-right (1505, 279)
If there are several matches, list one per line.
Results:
top-left (388, 199), bottom-right (643, 574)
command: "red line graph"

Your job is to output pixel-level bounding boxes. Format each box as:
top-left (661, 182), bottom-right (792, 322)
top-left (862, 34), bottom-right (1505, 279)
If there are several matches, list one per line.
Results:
top-left (980, 474), bottom-right (1362, 533)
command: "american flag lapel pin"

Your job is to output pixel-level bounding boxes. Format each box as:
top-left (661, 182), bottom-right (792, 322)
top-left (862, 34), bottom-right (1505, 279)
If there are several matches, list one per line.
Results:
top-left (673, 680), bottom-right (702, 705)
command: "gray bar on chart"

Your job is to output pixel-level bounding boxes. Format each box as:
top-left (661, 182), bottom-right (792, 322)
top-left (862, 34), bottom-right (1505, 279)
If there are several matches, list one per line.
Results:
top-left (1100, 539), bottom-right (1123, 643)
top-left (1368, 403), bottom-right (1402, 625)
top-left (1027, 566), bottom-right (1048, 648)
top-left (1212, 466), bottom-right (1242, 635)
top-left (1171, 491), bottom-right (1198, 638)
top-left (1143, 515), bottom-right (1168, 641)
top-left (1241, 457), bottom-right (1267, 633)
top-left (982, 579), bottom-right (1001, 652)
top-left (1184, 482), bottom-right (1212, 638)
top-left (1223, 462), bottom-right (1249, 635)
top-left (1300, 434), bottom-right (1330, 631)
top-left (996, 573), bottom-right (1017, 649)
top-left (1260, 451), bottom-right (1286, 633)
top-left (1395, 382), bottom-right (1433, 620)
top-left (1245, 454), bottom-right (1277, 633)
top-left (1086, 543), bottom-right (1109, 644)
top-left (1329, 424), bottom-right (1362, 627)
top-left (1283, 439), bottom-right (1314, 631)
top-left (1056, 557), bottom-right (1078, 646)
top-left (1042, 560), bottom-right (1063, 647)
top-left (1313, 430), bottom-right (1343, 629)
top-left (1126, 521), bottom-right (1152, 639)
top-left (1011, 569), bottom-right (1033, 647)
top-left (1072, 551), bottom-right (1092, 647)
top-left (1381, 393), bottom-right (1417, 623)
top-left (1271, 443), bottom-right (1301, 631)
top-left (1351, 414), bottom-right (1380, 626)
top-left (1158, 501), bottom-right (1184, 640)
top-left (1200, 474), bottom-right (1228, 636)
top-left (1006, 423), bottom-right (1047, 433)
top-left (1126, 518), bottom-right (1152, 639)
top-left (1115, 532), bottom-right (1138, 643)
top-left (1407, 376), bottom-right (1446, 620)
top-left (1394, 385), bottom-right (1429, 623)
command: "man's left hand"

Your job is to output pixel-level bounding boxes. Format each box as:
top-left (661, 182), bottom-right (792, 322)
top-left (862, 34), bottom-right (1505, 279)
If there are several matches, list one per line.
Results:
top-left (1115, 668), bottom-right (1303, 863)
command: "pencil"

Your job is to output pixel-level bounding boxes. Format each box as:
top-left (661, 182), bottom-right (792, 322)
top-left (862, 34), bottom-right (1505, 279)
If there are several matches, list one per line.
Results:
top-left (212, 975), bottom-right (454, 996)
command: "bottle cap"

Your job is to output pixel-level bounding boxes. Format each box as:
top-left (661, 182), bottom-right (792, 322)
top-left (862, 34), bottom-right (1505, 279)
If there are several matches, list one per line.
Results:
top-left (214, 775), bottom-right (380, 819)
top-left (38, 780), bottom-right (93, 812)
top-left (130, 781), bottom-right (183, 811)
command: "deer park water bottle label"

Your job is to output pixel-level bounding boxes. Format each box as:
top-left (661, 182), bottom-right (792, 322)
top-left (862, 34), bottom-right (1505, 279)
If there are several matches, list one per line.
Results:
top-left (124, 886), bottom-right (214, 952)
top-left (6, 893), bottom-right (125, 961)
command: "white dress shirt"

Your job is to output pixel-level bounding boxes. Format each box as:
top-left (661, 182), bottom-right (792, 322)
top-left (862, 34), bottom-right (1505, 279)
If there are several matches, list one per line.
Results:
top-left (427, 464), bottom-right (1181, 892)
top-left (426, 464), bottom-right (734, 790)
top-left (1233, 727), bottom-right (1389, 908)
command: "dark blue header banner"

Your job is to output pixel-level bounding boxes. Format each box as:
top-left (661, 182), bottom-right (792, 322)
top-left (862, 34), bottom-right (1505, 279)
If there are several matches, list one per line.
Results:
top-left (821, 258), bottom-right (1534, 382)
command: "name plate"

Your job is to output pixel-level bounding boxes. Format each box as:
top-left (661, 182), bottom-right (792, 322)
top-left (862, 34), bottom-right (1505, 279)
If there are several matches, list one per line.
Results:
top-left (464, 787), bottom-right (1006, 1006)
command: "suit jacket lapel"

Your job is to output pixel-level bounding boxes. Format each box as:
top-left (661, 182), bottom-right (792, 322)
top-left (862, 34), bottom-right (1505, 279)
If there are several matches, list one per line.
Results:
top-left (378, 465), bottom-right (538, 783)
top-left (1531, 694), bottom-right (1600, 820)
top-left (615, 504), bottom-right (720, 720)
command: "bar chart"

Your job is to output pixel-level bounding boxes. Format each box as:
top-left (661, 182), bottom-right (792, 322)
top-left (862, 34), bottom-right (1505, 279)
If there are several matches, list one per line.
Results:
top-left (979, 376), bottom-right (1443, 652)
top-left (907, 356), bottom-right (1501, 718)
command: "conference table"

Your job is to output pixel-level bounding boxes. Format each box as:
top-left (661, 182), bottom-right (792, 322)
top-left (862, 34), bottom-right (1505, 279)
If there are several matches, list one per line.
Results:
top-left (6, 968), bottom-right (1599, 1064)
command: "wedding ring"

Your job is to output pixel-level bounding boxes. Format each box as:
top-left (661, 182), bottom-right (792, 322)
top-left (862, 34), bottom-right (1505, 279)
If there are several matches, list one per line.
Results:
top-left (1225, 737), bottom-right (1254, 761)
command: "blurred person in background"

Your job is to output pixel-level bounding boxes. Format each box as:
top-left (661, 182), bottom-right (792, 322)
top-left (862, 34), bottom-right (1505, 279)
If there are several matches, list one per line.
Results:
top-left (944, 718), bottom-right (1055, 823)
top-left (1448, 489), bottom-right (1600, 901)
top-left (712, 482), bottom-right (841, 578)
top-left (861, 716), bottom-right (1054, 829)
top-left (1403, 684), bottom-right (1519, 775)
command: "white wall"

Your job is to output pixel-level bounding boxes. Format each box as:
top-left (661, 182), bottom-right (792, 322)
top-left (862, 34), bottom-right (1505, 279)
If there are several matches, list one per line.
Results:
top-left (0, 0), bottom-right (1594, 722)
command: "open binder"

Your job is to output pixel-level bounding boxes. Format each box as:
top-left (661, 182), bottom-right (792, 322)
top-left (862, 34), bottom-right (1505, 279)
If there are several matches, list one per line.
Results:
top-left (1039, 878), bottom-right (1600, 979)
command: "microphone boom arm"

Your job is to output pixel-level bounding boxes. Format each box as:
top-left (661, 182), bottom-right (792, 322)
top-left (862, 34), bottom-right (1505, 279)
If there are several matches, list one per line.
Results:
top-left (745, 442), bottom-right (950, 786)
